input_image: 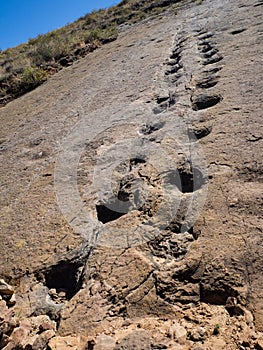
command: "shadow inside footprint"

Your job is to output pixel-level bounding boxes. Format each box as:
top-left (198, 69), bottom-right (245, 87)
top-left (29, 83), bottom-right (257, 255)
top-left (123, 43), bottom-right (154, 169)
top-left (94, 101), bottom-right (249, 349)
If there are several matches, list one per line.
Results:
top-left (191, 93), bottom-right (222, 110)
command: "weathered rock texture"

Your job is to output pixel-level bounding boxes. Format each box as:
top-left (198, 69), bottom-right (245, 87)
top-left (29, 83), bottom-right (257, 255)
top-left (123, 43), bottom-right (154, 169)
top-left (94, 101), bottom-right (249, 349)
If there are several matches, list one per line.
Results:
top-left (0, 0), bottom-right (262, 348)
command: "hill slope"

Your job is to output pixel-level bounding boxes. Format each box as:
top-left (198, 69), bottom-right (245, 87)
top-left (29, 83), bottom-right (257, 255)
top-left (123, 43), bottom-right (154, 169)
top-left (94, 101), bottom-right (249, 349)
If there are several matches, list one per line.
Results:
top-left (0, 0), bottom-right (262, 349)
top-left (0, 0), bottom-right (184, 106)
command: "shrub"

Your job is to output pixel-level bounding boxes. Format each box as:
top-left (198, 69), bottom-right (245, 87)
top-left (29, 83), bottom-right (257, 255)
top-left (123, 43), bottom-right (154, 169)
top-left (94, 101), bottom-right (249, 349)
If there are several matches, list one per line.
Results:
top-left (83, 26), bottom-right (118, 44)
top-left (117, 0), bottom-right (129, 6)
top-left (83, 28), bottom-right (104, 43)
top-left (20, 66), bottom-right (48, 90)
top-left (101, 26), bottom-right (118, 42)
top-left (213, 324), bottom-right (220, 335)
top-left (31, 43), bottom-right (54, 65)
top-left (30, 38), bottom-right (72, 65)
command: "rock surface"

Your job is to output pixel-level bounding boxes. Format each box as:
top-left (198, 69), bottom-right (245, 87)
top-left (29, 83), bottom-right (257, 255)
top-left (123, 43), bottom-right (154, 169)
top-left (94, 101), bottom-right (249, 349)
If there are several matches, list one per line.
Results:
top-left (0, 0), bottom-right (262, 349)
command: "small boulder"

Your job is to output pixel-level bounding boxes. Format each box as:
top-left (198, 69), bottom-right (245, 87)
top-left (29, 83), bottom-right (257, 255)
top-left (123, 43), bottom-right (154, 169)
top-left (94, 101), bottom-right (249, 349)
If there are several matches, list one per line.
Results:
top-left (2, 325), bottom-right (30, 349)
top-left (48, 335), bottom-right (88, 350)
top-left (30, 315), bottom-right (57, 333)
top-left (114, 330), bottom-right (151, 350)
top-left (32, 330), bottom-right (55, 350)
top-left (188, 327), bottom-right (207, 342)
top-left (168, 323), bottom-right (187, 344)
top-left (94, 334), bottom-right (116, 349)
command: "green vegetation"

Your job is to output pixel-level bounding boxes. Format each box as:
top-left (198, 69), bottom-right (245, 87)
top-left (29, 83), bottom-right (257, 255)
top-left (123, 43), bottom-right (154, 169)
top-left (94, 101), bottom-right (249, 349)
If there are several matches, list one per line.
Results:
top-left (0, 0), bottom-right (198, 105)
top-left (213, 324), bottom-right (220, 335)
top-left (20, 67), bottom-right (49, 89)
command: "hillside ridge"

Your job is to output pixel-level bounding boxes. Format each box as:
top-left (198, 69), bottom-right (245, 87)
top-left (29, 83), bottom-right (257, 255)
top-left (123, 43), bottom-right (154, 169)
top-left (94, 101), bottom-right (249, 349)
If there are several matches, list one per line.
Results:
top-left (0, 0), bottom-right (189, 106)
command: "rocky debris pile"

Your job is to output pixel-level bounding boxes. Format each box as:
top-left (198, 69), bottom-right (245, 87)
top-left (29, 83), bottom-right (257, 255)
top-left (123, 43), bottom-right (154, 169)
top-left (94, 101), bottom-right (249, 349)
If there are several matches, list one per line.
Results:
top-left (0, 279), bottom-right (57, 349)
top-left (1, 280), bottom-right (263, 350)
top-left (0, 278), bottom-right (262, 349)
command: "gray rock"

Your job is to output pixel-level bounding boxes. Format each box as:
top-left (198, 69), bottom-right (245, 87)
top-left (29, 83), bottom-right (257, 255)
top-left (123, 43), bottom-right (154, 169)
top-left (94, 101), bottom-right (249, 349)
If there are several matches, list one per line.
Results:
top-left (189, 327), bottom-right (207, 342)
top-left (114, 331), bottom-right (151, 350)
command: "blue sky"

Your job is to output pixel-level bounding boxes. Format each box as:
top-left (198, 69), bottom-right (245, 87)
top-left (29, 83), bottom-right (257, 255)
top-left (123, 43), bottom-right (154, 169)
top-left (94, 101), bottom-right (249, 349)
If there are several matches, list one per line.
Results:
top-left (0, 0), bottom-right (119, 50)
